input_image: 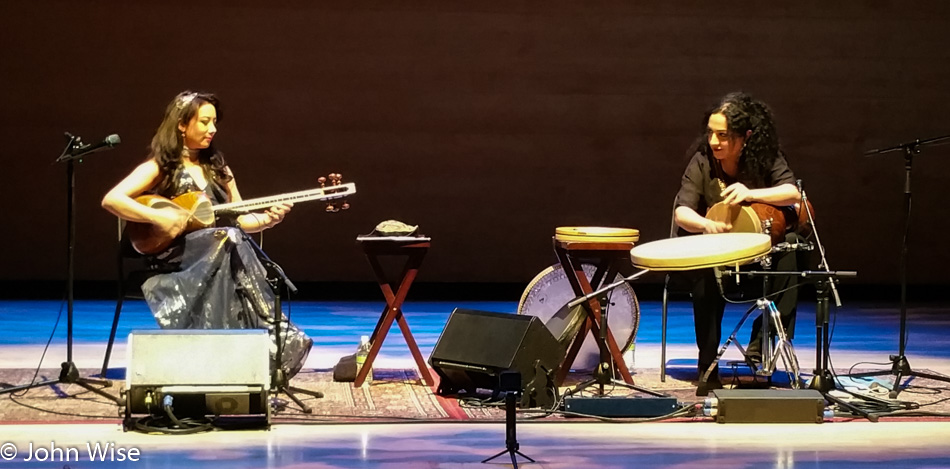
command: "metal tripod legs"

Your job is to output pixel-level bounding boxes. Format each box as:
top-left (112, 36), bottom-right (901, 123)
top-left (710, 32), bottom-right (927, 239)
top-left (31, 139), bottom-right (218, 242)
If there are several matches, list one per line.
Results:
top-left (700, 298), bottom-right (802, 388)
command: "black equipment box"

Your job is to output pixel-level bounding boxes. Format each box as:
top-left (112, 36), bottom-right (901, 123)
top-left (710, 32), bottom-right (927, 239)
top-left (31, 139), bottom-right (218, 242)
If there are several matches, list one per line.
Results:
top-left (564, 396), bottom-right (679, 418)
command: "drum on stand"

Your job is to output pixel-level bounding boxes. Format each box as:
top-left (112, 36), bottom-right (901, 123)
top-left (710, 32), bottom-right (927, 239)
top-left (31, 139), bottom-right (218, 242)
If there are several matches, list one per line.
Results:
top-left (630, 232), bottom-right (772, 271)
top-left (553, 226), bottom-right (639, 244)
top-left (630, 232), bottom-right (802, 386)
top-left (518, 263), bottom-right (639, 371)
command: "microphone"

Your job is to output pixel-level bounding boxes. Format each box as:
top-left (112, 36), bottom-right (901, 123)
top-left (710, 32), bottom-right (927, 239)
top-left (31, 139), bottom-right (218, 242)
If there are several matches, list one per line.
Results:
top-left (65, 133), bottom-right (121, 159)
top-left (796, 178), bottom-right (803, 194)
top-left (713, 267), bottom-right (724, 293)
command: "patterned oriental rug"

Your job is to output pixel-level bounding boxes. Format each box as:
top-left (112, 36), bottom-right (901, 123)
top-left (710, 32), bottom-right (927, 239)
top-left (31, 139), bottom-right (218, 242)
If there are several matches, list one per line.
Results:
top-left (1, 367), bottom-right (948, 424)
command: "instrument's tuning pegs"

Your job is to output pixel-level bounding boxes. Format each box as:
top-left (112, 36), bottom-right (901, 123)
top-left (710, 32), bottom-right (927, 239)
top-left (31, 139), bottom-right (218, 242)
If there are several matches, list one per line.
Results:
top-left (318, 176), bottom-right (327, 188)
top-left (341, 201), bottom-right (350, 210)
top-left (325, 203), bottom-right (337, 213)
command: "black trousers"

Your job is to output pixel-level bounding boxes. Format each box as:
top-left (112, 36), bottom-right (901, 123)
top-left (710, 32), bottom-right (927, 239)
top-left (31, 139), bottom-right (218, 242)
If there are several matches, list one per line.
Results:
top-left (687, 232), bottom-right (808, 378)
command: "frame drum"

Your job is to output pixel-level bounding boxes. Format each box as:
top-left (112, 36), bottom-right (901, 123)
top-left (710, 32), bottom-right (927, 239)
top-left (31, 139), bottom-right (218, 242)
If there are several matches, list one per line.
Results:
top-left (554, 226), bottom-right (639, 243)
top-left (706, 204), bottom-right (763, 238)
top-left (706, 201), bottom-right (813, 244)
top-left (630, 233), bottom-right (771, 271)
top-left (518, 263), bottom-right (639, 371)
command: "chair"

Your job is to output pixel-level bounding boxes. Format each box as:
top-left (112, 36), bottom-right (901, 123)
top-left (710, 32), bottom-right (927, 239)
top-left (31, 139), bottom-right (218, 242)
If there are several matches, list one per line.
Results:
top-left (660, 202), bottom-right (692, 382)
top-left (99, 220), bottom-right (178, 377)
top-left (655, 209), bottom-right (751, 382)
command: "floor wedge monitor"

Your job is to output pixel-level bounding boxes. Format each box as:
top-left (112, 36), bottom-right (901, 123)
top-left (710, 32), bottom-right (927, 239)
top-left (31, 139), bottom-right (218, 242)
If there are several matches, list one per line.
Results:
top-left (429, 308), bottom-right (564, 408)
top-left (124, 330), bottom-right (272, 426)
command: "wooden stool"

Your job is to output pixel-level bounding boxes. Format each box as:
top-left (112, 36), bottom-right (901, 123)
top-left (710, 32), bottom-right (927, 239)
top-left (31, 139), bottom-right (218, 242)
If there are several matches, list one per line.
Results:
top-left (355, 236), bottom-right (435, 387)
top-left (552, 227), bottom-right (639, 386)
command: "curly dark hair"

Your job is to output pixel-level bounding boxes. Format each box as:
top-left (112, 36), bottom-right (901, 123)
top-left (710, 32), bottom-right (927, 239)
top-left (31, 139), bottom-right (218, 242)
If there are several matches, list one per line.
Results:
top-left (692, 92), bottom-right (782, 187)
top-left (149, 91), bottom-right (231, 194)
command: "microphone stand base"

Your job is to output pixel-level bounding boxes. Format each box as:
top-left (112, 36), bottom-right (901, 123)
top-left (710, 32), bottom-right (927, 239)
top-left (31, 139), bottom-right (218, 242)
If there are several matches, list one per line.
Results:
top-left (807, 370), bottom-right (835, 394)
top-left (0, 361), bottom-right (124, 406)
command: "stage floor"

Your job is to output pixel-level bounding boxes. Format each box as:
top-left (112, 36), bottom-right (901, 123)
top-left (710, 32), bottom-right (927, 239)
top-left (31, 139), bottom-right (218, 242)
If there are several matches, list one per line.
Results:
top-left (1, 298), bottom-right (949, 467)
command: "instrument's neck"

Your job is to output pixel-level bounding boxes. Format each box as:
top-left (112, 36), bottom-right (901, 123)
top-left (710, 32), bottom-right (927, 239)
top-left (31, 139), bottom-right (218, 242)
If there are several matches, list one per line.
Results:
top-left (213, 183), bottom-right (354, 213)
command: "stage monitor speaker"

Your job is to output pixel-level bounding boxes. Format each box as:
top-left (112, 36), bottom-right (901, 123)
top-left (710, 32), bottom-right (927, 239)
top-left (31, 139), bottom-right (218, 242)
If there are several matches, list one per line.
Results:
top-left (428, 308), bottom-right (564, 407)
top-left (125, 330), bottom-right (271, 420)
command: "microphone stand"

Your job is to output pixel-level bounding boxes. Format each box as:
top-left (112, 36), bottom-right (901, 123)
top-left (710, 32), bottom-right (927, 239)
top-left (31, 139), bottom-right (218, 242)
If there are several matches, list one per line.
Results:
top-left (797, 180), bottom-right (906, 420)
top-left (565, 269), bottom-right (667, 398)
top-left (481, 371), bottom-right (535, 469)
top-left (238, 230), bottom-right (323, 414)
top-left (850, 135), bottom-right (950, 397)
top-left (1, 134), bottom-right (121, 404)
top-left (797, 180), bottom-right (841, 394)
top-left (725, 269), bottom-right (888, 420)
top-left (567, 270), bottom-right (650, 309)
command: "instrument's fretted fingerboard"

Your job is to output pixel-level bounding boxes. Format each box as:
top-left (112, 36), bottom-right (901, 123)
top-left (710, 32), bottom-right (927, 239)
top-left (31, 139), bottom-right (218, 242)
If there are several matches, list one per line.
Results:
top-left (214, 183), bottom-right (354, 213)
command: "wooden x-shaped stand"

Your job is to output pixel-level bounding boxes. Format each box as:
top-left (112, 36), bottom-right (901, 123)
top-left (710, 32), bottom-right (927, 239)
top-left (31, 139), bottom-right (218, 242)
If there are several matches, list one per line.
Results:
top-left (553, 239), bottom-right (636, 386)
top-left (355, 237), bottom-right (434, 387)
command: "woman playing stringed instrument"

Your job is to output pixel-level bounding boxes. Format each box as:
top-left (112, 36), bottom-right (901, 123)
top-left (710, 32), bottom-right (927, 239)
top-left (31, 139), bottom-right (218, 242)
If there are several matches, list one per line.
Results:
top-left (101, 91), bottom-right (311, 377)
top-left (673, 92), bottom-right (811, 395)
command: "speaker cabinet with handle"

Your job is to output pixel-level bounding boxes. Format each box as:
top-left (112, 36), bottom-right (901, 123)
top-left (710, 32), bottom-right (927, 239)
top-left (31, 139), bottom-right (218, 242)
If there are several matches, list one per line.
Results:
top-left (428, 308), bottom-right (565, 408)
top-left (124, 330), bottom-right (272, 426)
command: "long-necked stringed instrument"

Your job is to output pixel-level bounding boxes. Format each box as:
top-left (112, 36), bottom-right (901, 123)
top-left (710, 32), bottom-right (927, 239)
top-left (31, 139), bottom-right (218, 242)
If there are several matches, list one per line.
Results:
top-left (126, 174), bottom-right (355, 254)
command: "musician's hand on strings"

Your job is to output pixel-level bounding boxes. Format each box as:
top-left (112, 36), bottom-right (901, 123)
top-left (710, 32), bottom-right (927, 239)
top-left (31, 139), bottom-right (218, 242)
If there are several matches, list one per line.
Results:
top-left (261, 203), bottom-right (293, 228)
top-left (721, 182), bottom-right (753, 205)
top-left (155, 208), bottom-right (190, 237)
top-left (703, 219), bottom-right (732, 234)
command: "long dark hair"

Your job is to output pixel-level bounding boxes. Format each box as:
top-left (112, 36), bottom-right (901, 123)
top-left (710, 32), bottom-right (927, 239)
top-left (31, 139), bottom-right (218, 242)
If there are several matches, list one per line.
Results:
top-left (150, 91), bottom-right (231, 194)
top-left (691, 92), bottom-right (782, 187)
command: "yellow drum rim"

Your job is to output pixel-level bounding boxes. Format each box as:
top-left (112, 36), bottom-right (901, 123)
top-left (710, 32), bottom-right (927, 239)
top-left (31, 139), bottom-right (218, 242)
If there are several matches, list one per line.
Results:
top-left (555, 226), bottom-right (640, 243)
top-left (630, 233), bottom-right (771, 271)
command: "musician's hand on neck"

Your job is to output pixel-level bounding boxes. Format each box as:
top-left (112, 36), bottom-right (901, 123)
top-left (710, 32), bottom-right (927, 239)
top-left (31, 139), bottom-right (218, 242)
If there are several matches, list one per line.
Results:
top-left (265, 203), bottom-right (292, 226)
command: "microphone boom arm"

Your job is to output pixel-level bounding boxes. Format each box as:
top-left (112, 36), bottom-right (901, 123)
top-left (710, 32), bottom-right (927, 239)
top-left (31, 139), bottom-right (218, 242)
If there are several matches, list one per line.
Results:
top-left (567, 269), bottom-right (649, 308)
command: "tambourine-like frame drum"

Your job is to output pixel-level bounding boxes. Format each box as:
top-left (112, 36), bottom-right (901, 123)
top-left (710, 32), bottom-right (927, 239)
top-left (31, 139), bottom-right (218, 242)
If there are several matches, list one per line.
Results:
top-left (630, 233), bottom-right (772, 272)
top-left (554, 226), bottom-right (640, 243)
top-left (518, 263), bottom-right (639, 371)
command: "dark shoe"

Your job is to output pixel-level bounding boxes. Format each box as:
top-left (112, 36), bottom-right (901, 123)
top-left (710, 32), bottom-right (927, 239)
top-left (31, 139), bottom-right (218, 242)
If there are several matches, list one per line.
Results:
top-left (696, 378), bottom-right (723, 397)
top-left (746, 337), bottom-right (762, 356)
top-left (744, 352), bottom-right (762, 369)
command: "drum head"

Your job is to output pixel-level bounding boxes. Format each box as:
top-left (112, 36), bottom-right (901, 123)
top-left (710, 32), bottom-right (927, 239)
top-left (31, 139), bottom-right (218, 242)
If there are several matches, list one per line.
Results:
top-left (554, 226), bottom-right (639, 243)
top-left (706, 204), bottom-right (761, 235)
top-left (518, 263), bottom-right (639, 371)
top-left (630, 233), bottom-right (771, 271)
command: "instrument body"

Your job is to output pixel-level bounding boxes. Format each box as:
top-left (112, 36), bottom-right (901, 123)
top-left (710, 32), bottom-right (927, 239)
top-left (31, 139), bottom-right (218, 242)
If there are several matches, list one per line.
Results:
top-left (706, 200), bottom-right (814, 243)
top-left (126, 182), bottom-right (356, 254)
top-left (125, 192), bottom-right (215, 255)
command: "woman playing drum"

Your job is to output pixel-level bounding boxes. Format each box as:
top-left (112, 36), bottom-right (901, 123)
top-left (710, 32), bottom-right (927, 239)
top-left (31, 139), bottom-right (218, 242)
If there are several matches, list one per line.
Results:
top-left (673, 92), bottom-right (808, 395)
